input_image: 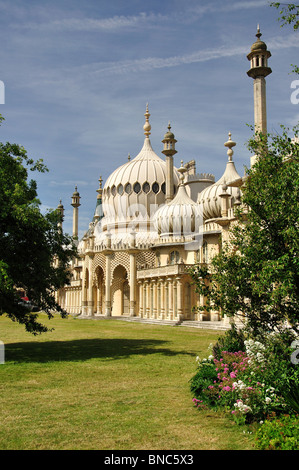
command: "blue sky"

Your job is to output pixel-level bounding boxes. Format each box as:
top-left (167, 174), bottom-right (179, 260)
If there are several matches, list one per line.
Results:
top-left (0, 0), bottom-right (298, 238)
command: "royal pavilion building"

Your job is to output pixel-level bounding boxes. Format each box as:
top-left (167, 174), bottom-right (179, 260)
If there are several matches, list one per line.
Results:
top-left (56, 29), bottom-right (273, 329)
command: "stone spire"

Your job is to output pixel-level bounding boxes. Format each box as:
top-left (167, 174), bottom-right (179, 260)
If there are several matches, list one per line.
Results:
top-left (57, 200), bottom-right (64, 232)
top-left (224, 132), bottom-right (236, 162)
top-left (162, 122), bottom-right (177, 203)
top-left (143, 103), bottom-right (151, 137)
top-left (247, 26), bottom-right (272, 136)
top-left (94, 176), bottom-right (104, 223)
top-left (71, 186), bottom-right (81, 240)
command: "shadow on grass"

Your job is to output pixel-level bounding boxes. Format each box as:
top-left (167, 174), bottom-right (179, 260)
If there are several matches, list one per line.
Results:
top-left (5, 338), bottom-right (194, 363)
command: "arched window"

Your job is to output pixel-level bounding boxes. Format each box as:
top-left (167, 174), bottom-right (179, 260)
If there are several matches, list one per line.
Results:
top-left (133, 182), bottom-right (141, 194)
top-left (170, 250), bottom-right (180, 265)
top-left (143, 182), bottom-right (150, 193)
top-left (152, 182), bottom-right (159, 194)
top-left (125, 183), bottom-right (132, 194)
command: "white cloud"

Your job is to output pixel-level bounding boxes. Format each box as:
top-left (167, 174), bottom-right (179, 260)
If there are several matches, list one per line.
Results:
top-left (49, 180), bottom-right (91, 187)
top-left (21, 11), bottom-right (168, 32)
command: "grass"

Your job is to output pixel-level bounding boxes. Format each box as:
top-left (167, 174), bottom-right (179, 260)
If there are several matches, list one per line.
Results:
top-left (0, 313), bottom-right (255, 450)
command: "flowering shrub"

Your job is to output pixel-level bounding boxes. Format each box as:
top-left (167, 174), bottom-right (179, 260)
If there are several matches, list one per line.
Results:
top-left (190, 329), bottom-right (299, 426)
top-left (189, 356), bottom-right (218, 406)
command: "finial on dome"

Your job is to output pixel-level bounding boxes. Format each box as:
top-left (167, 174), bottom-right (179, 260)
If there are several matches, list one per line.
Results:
top-left (224, 132), bottom-right (236, 162)
top-left (256, 24), bottom-right (261, 39)
top-left (143, 103), bottom-right (151, 137)
top-left (177, 160), bottom-right (187, 185)
top-left (128, 153), bottom-right (131, 161)
top-left (97, 176), bottom-right (103, 200)
top-left (57, 200), bottom-right (64, 224)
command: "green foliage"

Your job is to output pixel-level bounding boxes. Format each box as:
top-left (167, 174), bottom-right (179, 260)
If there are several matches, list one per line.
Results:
top-left (0, 115), bottom-right (77, 334)
top-left (189, 126), bottom-right (299, 338)
top-left (255, 414), bottom-right (299, 450)
top-left (255, 330), bottom-right (299, 415)
top-left (191, 329), bottom-right (299, 430)
top-left (190, 357), bottom-right (218, 404)
top-left (212, 323), bottom-right (246, 360)
top-left (270, 2), bottom-right (299, 30)
top-left (270, 2), bottom-right (299, 74)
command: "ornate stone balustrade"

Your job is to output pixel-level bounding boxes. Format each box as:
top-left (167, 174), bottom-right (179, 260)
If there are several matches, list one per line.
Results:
top-left (137, 263), bottom-right (192, 280)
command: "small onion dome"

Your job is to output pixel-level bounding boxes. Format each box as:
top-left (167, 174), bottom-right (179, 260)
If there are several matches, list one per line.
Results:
top-left (153, 161), bottom-right (203, 237)
top-left (197, 133), bottom-right (241, 221)
top-left (71, 185), bottom-right (81, 208)
top-left (251, 25), bottom-right (267, 51)
top-left (163, 122), bottom-right (175, 140)
top-left (72, 186), bottom-right (80, 197)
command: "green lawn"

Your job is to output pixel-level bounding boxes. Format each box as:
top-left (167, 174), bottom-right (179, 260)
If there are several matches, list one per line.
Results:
top-left (0, 314), bottom-right (255, 450)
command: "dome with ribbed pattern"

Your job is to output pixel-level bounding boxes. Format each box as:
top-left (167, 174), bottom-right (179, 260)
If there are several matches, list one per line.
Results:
top-left (197, 133), bottom-right (241, 220)
top-left (102, 135), bottom-right (179, 231)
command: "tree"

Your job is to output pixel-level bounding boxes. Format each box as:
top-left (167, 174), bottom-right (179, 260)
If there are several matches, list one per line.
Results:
top-left (270, 2), bottom-right (299, 30)
top-left (0, 116), bottom-right (77, 334)
top-left (270, 2), bottom-right (299, 73)
top-left (190, 3), bottom-right (299, 338)
top-left (189, 127), bottom-right (299, 338)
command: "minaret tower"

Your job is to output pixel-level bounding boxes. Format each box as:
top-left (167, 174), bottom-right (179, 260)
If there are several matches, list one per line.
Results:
top-left (247, 26), bottom-right (272, 136)
top-left (162, 122), bottom-right (177, 203)
top-left (57, 200), bottom-right (64, 232)
top-left (94, 176), bottom-right (104, 223)
top-left (71, 186), bottom-right (81, 242)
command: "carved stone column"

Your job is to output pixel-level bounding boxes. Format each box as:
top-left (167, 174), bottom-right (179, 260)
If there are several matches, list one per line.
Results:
top-left (138, 280), bottom-right (143, 317)
top-left (176, 277), bottom-right (184, 321)
top-left (87, 255), bottom-right (94, 316)
top-left (105, 254), bottom-right (112, 316)
top-left (153, 279), bottom-right (158, 318)
top-left (129, 252), bottom-right (136, 316)
top-left (167, 277), bottom-right (173, 320)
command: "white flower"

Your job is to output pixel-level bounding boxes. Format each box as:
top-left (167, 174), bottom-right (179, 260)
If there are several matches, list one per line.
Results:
top-left (234, 399), bottom-right (252, 414)
top-left (233, 380), bottom-right (247, 391)
top-left (265, 397), bottom-right (271, 404)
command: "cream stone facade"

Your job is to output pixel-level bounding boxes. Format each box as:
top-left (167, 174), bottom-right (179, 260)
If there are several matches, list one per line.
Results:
top-left (56, 29), bottom-right (272, 329)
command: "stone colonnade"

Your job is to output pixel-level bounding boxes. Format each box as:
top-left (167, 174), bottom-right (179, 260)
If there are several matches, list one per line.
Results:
top-left (137, 276), bottom-right (188, 321)
top-left (59, 250), bottom-right (199, 320)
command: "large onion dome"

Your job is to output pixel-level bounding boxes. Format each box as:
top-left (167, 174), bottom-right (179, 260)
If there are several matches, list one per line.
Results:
top-left (153, 161), bottom-right (203, 237)
top-left (102, 105), bottom-right (179, 231)
top-left (197, 133), bottom-right (241, 221)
